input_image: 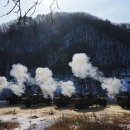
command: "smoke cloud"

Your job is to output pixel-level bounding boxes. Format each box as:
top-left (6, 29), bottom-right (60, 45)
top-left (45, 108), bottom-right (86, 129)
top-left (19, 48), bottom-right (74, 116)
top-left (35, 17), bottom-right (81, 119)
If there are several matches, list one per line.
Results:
top-left (9, 82), bottom-right (24, 96)
top-left (40, 78), bottom-right (57, 98)
top-left (10, 63), bottom-right (30, 84)
top-left (1, 65), bottom-right (75, 98)
top-left (35, 67), bottom-right (57, 98)
top-left (0, 76), bottom-right (8, 92)
top-left (101, 78), bottom-right (122, 97)
top-left (9, 63), bottom-right (31, 96)
top-left (1, 53), bottom-right (121, 99)
top-left (69, 53), bottom-right (122, 96)
top-left (35, 67), bottom-right (53, 84)
top-left (60, 81), bottom-right (75, 97)
top-left (1, 63), bottom-right (76, 98)
top-left (69, 53), bottom-right (103, 80)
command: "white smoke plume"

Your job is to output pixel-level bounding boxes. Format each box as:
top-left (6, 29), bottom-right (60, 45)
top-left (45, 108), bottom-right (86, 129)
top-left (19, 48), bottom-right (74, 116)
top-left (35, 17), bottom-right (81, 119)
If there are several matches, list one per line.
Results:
top-left (35, 67), bottom-right (57, 98)
top-left (69, 53), bottom-right (122, 96)
top-left (9, 82), bottom-right (24, 96)
top-left (10, 63), bottom-right (30, 84)
top-left (35, 67), bottom-right (53, 84)
top-left (0, 76), bottom-right (8, 92)
top-left (60, 81), bottom-right (75, 97)
top-left (101, 78), bottom-right (122, 97)
top-left (0, 76), bottom-right (25, 96)
top-left (40, 78), bottom-right (57, 98)
top-left (8, 63), bottom-right (32, 96)
top-left (69, 53), bottom-right (103, 80)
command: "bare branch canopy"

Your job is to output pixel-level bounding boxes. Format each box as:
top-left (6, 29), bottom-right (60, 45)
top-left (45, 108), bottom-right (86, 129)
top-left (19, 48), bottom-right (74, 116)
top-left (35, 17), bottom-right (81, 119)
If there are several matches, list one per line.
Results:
top-left (0, 0), bottom-right (59, 23)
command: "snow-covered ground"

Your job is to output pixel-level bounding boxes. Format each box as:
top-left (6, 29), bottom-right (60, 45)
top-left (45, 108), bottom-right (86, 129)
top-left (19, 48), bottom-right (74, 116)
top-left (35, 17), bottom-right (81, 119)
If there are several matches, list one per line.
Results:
top-left (0, 105), bottom-right (60, 130)
top-left (0, 104), bottom-right (130, 130)
top-left (0, 114), bottom-right (56, 130)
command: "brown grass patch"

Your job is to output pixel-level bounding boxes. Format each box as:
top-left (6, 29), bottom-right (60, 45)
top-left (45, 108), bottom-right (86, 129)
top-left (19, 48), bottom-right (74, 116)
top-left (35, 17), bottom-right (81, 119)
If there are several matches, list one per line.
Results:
top-left (0, 121), bottom-right (20, 130)
top-left (45, 113), bottom-right (129, 130)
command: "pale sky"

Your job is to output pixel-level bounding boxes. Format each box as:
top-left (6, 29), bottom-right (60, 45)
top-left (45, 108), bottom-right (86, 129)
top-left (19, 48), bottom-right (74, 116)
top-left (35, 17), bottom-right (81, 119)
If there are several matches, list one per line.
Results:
top-left (0, 0), bottom-right (130, 24)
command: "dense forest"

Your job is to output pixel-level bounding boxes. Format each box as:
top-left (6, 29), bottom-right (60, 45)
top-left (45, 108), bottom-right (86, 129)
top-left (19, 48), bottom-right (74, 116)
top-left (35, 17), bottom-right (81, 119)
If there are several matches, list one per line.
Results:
top-left (0, 12), bottom-right (130, 79)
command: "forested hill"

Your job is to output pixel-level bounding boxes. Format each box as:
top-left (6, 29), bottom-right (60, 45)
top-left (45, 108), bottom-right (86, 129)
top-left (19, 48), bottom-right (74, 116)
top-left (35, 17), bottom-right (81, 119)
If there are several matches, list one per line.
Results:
top-left (0, 12), bottom-right (130, 78)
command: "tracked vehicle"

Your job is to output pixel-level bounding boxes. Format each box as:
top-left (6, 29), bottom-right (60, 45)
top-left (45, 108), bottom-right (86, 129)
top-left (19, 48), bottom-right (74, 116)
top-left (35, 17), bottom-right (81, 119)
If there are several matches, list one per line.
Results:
top-left (6, 94), bottom-right (22, 105)
top-left (54, 94), bottom-right (72, 108)
top-left (73, 93), bottom-right (107, 109)
top-left (53, 93), bottom-right (107, 109)
top-left (22, 94), bottom-right (52, 108)
top-left (117, 92), bottom-right (130, 109)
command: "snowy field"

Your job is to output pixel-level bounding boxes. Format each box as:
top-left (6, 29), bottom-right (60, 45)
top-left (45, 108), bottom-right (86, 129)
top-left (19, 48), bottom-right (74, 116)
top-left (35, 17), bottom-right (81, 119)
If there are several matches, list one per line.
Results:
top-left (0, 113), bottom-right (56, 130)
top-left (0, 103), bottom-right (130, 130)
top-left (0, 105), bottom-right (59, 130)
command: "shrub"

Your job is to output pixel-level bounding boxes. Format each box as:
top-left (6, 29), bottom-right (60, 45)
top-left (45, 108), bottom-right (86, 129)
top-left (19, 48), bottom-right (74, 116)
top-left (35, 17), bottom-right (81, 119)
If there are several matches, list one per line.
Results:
top-left (0, 121), bottom-right (19, 130)
top-left (45, 114), bottom-right (127, 130)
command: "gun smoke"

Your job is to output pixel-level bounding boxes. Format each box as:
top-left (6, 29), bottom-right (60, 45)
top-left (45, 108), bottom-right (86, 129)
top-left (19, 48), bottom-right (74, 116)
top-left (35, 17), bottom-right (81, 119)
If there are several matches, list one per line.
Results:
top-left (35, 67), bottom-right (57, 98)
top-left (10, 64), bottom-right (30, 84)
top-left (9, 64), bottom-right (31, 96)
top-left (59, 81), bottom-right (75, 97)
top-left (0, 76), bottom-right (8, 91)
top-left (69, 53), bottom-right (122, 97)
top-left (0, 53), bottom-right (122, 99)
top-left (0, 65), bottom-right (76, 98)
top-left (101, 78), bottom-right (122, 97)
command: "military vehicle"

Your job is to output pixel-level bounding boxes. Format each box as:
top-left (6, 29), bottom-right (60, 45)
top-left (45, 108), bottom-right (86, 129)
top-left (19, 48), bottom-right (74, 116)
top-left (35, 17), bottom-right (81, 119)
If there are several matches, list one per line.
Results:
top-left (53, 93), bottom-right (107, 109)
top-left (6, 94), bottom-right (22, 105)
top-left (53, 94), bottom-right (72, 108)
top-left (22, 94), bottom-right (52, 108)
top-left (116, 92), bottom-right (130, 109)
top-left (20, 84), bottom-right (52, 107)
top-left (73, 93), bottom-right (107, 109)
top-left (5, 92), bottom-right (107, 109)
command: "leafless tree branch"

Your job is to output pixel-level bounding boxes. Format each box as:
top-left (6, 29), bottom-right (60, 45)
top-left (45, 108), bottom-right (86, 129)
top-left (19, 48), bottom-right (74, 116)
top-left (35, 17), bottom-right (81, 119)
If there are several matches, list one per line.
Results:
top-left (1, 1), bottom-right (19, 17)
top-left (50, 0), bottom-right (59, 13)
top-left (50, 0), bottom-right (59, 24)
top-left (12, 0), bottom-right (21, 17)
top-left (25, 0), bottom-right (43, 17)
top-left (4, 0), bottom-right (10, 7)
top-left (1, 0), bottom-right (43, 18)
top-left (1, 0), bottom-right (59, 24)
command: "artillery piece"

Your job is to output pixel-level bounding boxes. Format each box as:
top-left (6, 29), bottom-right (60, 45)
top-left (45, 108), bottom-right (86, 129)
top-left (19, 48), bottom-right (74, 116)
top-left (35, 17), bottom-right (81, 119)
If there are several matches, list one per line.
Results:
top-left (6, 94), bottom-right (22, 105)
top-left (73, 93), bottom-right (107, 109)
top-left (53, 93), bottom-right (107, 109)
top-left (53, 94), bottom-right (72, 108)
top-left (116, 92), bottom-right (130, 109)
top-left (22, 94), bottom-right (52, 108)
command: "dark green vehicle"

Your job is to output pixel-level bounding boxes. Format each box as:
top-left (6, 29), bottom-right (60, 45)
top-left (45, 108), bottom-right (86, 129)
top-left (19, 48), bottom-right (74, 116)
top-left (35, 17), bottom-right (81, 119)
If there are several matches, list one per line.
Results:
top-left (53, 94), bottom-right (72, 108)
top-left (53, 93), bottom-right (107, 109)
top-left (73, 93), bottom-right (107, 109)
top-left (22, 94), bottom-right (52, 108)
top-left (6, 94), bottom-right (22, 105)
top-left (117, 92), bottom-right (130, 109)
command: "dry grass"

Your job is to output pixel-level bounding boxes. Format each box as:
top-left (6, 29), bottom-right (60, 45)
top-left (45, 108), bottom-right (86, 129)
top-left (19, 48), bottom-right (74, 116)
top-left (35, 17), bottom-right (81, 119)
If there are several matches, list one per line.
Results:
top-left (0, 121), bottom-right (20, 130)
top-left (45, 113), bottom-right (129, 130)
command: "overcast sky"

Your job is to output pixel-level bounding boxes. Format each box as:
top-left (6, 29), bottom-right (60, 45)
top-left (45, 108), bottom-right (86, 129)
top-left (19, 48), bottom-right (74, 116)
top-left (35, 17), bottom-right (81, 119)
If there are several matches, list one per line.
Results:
top-left (0, 0), bottom-right (130, 24)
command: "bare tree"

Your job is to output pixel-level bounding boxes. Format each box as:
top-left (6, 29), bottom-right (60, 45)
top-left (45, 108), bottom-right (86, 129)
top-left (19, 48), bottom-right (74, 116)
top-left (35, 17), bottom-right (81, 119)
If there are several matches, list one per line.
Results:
top-left (0, 0), bottom-right (59, 23)
top-left (1, 0), bottom-right (43, 18)
top-left (50, 0), bottom-right (60, 24)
